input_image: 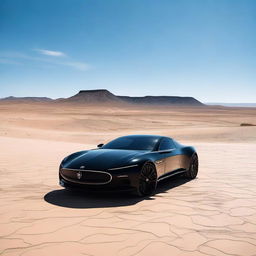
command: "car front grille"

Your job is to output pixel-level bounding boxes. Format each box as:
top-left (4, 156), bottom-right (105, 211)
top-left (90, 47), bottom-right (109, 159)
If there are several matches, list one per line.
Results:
top-left (60, 168), bottom-right (112, 185)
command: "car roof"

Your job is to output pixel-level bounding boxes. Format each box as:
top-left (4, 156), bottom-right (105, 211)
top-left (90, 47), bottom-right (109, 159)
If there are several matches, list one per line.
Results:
top-left (119, 134), bottom-right (169, 140)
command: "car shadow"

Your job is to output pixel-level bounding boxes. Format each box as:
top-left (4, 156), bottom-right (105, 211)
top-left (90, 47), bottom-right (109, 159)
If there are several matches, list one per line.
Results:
top-left (44, 175), bottom-right (191, 209)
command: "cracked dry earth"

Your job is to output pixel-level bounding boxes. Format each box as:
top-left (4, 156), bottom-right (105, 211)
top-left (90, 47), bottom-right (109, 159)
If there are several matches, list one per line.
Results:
top-left (0, 137), bottom-right (256, 256)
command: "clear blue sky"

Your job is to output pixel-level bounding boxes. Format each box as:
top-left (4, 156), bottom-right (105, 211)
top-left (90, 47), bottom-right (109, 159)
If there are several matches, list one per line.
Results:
top-left (1, 0), bottom-right (256, 102)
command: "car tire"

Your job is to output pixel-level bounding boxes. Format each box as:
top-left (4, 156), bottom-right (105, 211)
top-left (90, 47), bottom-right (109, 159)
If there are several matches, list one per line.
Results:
top-left (136, 162), bottom-right (157, 197)
top-left (185, 153), bottom-right (199, 179)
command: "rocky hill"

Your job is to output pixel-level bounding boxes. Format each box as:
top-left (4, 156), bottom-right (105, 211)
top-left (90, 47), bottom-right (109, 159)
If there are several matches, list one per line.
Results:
top-left (61, 89), bottom-right (204, 106)
top-left (60, 89), bottom-right (123, 104)
top-left (119, 95), bottom-right (203, 106)
top-left (0, 96), bottom-right (53, 103)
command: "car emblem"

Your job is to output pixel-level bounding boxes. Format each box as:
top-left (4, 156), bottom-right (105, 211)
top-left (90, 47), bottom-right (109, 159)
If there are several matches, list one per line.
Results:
top-left (80, 166), bottom-right (85, 169)
top-left (77, 171), bottom-right (82, 180)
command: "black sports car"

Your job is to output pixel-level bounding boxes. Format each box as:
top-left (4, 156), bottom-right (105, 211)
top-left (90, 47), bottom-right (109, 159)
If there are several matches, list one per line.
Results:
top-left (59, 135), bottom-right (198, 196)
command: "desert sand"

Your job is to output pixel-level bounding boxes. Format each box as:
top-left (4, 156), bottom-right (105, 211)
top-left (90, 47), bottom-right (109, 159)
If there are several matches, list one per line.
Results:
top-left (0, 102), bottom-right (256, 256)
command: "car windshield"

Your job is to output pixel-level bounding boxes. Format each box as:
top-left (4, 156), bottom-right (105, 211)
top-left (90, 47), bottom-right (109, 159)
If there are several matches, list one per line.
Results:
top-left (102, 136), bottom-right (159, 151)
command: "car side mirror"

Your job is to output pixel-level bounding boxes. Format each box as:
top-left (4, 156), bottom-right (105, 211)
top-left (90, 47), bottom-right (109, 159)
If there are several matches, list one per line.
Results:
top-left (97, 143), bottom-right (104, 148)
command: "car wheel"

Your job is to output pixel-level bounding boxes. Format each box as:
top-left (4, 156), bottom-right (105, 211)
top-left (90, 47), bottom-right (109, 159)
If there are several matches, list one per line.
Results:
top-left (136, 162), bottom-right (157, 196)
top-left (185, 153), bottom-right (199, 179)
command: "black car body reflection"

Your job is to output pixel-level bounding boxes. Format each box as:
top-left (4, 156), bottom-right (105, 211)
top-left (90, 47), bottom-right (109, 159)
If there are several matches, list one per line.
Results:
top-left (59, 135), bottom-right (198, 196)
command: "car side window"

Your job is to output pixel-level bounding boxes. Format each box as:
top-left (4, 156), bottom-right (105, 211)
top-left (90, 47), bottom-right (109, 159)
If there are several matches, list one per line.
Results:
top-left (158, 138), bottom-right (176, 151)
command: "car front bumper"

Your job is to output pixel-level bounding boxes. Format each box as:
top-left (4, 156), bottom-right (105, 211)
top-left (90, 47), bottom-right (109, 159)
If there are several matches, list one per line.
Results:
top-left (59, 167), bottom-right (140, 192)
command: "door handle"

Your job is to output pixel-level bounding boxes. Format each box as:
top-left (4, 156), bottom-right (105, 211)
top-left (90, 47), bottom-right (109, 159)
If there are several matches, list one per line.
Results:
top-left (158, 149), bottom-right (175, 154)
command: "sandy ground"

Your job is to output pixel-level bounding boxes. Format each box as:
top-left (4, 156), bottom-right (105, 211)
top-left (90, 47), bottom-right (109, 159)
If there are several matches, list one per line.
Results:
top-left (0, 103), bottom-right (256, 144)
top-left (0, 103), bottom-right (256, 256)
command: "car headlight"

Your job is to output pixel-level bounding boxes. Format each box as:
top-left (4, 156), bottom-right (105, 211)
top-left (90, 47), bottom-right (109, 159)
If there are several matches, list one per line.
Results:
top-left (108, 164), bottom-right (138, 171)
top-left (60, 156), bottom-right (69, 169)
top-left (62, 156), bottom-right (68, 162)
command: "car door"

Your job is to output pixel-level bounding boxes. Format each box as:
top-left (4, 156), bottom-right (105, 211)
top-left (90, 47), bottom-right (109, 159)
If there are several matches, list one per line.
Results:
top-left (158, 138), bottom-right (181, 174)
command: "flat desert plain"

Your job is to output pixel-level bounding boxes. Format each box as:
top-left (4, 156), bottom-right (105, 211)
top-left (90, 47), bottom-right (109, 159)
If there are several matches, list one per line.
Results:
top-left (0, 102), bottom-right (256, 256)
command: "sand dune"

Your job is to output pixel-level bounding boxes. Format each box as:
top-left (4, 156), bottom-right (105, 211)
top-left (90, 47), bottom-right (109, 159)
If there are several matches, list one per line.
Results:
top-left (0, 103), bottom-right (256, 255)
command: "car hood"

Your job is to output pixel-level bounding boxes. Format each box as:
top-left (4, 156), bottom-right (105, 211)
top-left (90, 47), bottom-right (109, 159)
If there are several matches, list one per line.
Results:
top-left (62, 149), bottom-right (148, 171)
